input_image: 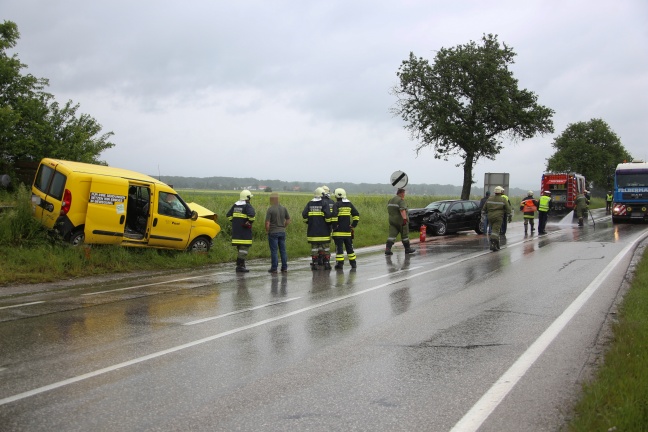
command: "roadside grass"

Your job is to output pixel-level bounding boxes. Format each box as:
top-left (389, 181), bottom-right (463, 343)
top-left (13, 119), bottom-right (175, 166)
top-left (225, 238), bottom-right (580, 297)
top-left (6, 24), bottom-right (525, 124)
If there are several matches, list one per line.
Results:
top-left (0, 188), bottom-right (607, 285)
top-left (0, 189), bottom-right (448, 285)
top-left (568, 251), bottom-right (648, 431)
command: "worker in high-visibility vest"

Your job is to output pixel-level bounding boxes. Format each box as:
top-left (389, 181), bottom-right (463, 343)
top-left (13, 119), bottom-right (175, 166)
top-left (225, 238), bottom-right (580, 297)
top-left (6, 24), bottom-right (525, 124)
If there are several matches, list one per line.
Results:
top-left (520, 191), bottom-right (539, 235)
top-left (538, 190), bottom-right (553, 235)
top-left (606, 191), bottom-right (613, 213)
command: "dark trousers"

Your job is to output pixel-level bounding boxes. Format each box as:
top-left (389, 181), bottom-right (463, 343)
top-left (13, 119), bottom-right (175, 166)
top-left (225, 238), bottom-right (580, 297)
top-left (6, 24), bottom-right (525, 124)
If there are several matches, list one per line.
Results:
top-left (334, 237), bottom-right (356, 263)
top-left (538, 211), bottom-right (549, 233)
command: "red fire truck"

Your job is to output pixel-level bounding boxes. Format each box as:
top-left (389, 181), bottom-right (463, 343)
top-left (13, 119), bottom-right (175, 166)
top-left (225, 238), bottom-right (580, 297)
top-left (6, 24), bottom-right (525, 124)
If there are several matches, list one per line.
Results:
top-left (540, 172), bottom-right (587, 215)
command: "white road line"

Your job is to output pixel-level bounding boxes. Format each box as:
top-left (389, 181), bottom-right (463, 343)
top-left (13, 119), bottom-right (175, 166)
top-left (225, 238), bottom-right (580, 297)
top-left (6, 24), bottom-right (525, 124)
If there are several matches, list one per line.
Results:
top-left (0, 301), bottom-right (45, 310)
top-left (0, 228), bottom-right (616, 407)
top-left (183, 297), bottom-right (302, 325)
top-left (0, 248), bottom-right (495, 406)
top-left (367, 266), bottom-right (423, 281)
top-left (82, 273), bottom-right (228, 296)
top-left (449, 230), bottom-right (648, 432)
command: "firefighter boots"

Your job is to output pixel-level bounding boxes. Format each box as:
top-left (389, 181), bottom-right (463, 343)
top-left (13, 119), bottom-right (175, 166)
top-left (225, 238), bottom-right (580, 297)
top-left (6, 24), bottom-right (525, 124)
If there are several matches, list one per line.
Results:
top-left (235, 258), bottom-right (249, 273)
top-left (385, 241), bottom-right (394, 255)
top-left (403, 240), bottom-right (416, 254)
top-left (310, 256), bottom-right (319, 271)
top-left (350, 260), bottom-right (357, 269)
top-left (334, 262), bottom-right (343, 270)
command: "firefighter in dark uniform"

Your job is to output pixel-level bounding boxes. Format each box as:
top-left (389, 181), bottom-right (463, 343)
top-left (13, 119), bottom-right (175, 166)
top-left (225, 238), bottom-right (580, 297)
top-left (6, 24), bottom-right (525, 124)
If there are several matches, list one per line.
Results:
top-left (226, 189), bottom-right (256, 273)
top-left (606, 190), bottom-right (613, 213)
top-left (302, 187), bottom-right (334, 270)
top-left (331, 188), bottom-right (360, 270)
top-left (320, 185), bottom-right (336, 265)
top-left (483, 186), bottom-right (511, 251)
top-left (385, 188), bottom-right (416, 255)
top-left (520, 191), bottom-right (539, 235)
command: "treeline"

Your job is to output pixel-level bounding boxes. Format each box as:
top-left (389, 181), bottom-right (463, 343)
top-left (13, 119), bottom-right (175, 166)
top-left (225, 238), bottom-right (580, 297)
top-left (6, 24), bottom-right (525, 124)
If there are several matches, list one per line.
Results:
top-left (157, 175), bottom-right (531, 198)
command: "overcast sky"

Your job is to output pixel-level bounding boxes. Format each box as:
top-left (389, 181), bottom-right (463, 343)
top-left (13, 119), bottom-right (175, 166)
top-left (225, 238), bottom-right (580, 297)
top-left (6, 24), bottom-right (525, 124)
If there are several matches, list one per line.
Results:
top-left (3, 0), bottom-right (647, 191)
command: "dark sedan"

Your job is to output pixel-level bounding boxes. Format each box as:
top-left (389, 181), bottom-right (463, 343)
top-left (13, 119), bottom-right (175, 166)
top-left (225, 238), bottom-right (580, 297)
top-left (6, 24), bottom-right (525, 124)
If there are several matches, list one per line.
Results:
top-left (408, 200), bottom-right (484, 235)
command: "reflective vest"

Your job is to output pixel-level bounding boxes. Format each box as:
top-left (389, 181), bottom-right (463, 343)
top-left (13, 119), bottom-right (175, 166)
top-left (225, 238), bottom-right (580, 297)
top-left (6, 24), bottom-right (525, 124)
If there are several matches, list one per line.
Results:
top-left (606, 194), bottom-right (613, 202)
top-left (539, 195), bottom-right (551, 212)
top-left (521, 198), bottom-right (538, 214)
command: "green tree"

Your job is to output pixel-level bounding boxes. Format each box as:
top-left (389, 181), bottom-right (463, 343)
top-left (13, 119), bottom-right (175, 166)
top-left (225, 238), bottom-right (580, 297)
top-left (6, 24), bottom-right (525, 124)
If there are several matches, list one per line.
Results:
top-left (0, 20), bottom-right (114, 175)
top-left (392, 34), bottom-right (554, 199)
top-left (546, 119), bottom-right (632, 193)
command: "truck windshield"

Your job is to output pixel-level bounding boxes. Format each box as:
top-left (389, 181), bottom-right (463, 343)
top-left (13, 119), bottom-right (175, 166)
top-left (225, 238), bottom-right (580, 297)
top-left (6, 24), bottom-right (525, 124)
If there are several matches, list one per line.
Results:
top-left (616, 172), bottom-right (648, 188)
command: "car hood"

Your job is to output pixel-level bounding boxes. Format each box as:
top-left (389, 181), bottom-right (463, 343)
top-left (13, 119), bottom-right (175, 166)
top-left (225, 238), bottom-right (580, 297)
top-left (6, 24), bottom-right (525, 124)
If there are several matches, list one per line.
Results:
top-left (187, 202), bottom-right (218, 222)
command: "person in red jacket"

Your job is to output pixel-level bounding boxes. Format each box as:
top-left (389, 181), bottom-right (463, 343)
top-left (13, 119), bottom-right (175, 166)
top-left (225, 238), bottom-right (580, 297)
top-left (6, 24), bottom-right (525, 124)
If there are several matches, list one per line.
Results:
top-left (520, 191), bottom-right (539, 235)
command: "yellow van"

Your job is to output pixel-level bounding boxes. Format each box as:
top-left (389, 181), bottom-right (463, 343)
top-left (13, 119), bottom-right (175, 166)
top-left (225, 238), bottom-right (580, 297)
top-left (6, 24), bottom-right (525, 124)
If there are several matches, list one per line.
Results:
top-left (31, 158), bottom-right (221, 251)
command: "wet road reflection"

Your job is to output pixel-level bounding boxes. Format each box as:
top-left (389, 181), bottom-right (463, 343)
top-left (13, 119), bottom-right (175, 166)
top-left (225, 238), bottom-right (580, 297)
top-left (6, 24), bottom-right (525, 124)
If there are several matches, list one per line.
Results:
top-left (1, 210), bottom-right (647, 431)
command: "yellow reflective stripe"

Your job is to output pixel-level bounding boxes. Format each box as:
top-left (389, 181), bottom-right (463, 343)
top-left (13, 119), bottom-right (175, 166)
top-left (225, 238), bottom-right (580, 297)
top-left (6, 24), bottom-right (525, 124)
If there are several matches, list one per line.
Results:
top-left (308, 211), bottom-right (325, 216)
top-left (332, 232), bottom-right (352, 237)
top-left (352, 216), bottom-right (360, 221)
top-left (307, 236), bottom-right (330, 242)
top-left (337, 208), bottom-right (352, 216)
top-left (232, 239), bottom-right (253, 245)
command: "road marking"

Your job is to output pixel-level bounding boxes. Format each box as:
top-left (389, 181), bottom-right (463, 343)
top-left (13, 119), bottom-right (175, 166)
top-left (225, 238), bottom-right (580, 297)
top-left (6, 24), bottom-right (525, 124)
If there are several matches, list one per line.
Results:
top-left (183, 297), bottom-right (302, 325)
top-left (449, 230), bottom-right (648, 432)
top-left (0, 248), bottom-right (497, 406)
top-left (367, 266), bottom-right (422, 280)
top-left (0, 226), bottom-right (620, 407)
top-left (82, 273), bottom-right (229, 296)
top-left (0, 301), bottom-right (45, 310)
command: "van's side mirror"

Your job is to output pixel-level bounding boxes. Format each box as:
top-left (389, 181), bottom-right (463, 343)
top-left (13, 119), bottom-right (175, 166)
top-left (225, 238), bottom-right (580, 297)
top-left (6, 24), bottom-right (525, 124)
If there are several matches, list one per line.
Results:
top-left (191, 210), bottom-right (198, 221)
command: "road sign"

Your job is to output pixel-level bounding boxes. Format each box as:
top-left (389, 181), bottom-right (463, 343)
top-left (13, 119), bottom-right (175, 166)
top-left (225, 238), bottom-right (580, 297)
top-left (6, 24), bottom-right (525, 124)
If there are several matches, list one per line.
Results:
top-left (390, 171), bottom-right (408, 188)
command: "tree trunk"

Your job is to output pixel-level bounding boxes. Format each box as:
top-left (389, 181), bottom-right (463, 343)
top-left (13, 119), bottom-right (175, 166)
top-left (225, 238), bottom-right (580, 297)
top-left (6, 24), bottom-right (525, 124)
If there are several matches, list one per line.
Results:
top-left (460, 153), bottom-right (474, 200)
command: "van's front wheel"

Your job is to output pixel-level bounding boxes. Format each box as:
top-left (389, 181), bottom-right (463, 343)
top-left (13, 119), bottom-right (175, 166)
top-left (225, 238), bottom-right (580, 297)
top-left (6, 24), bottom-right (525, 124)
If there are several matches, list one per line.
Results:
top-left (188, 236), bottom-right (211, 252)
top-left (70, 230), bottom-right (85, 246)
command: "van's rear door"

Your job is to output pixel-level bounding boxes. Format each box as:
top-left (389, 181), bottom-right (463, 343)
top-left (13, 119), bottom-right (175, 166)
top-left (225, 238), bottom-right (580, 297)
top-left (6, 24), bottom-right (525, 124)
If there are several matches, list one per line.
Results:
top-left (31, 160), bottom-right (66, 228)
top-left (84, 177), bottom-right (129, 244)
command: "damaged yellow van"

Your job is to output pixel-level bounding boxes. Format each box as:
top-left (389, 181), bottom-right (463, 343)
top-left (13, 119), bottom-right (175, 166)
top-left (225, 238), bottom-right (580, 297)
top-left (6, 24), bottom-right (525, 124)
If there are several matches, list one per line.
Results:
top-left (31, 158), bottom-right (221, 252)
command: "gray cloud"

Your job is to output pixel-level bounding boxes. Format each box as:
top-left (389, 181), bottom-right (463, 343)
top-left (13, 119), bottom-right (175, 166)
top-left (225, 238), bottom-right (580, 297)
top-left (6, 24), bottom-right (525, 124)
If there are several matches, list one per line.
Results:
top-left (3, 0), bottom-right (647, 189)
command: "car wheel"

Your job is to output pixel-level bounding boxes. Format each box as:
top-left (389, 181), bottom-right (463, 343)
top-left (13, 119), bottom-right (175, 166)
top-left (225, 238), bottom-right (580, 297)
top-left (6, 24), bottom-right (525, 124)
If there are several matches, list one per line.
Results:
top-left (69, 230), bottom-right (85, 246)
top-left (434, 221), bottom-right (447, 236)
top-left (188, 236), bottom-right (211, 252)
top-left (475, 221), bottom-right (484, 235)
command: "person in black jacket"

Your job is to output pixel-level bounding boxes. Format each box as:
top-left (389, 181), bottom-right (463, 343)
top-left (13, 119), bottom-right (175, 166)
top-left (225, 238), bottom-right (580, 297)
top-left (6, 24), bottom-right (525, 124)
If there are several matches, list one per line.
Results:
top-left (331, 188), bottom-right (360, 270)
top-left (302, 187), bottom-right (333, 270)
top-left (226, 189), bottom-right (256, 273)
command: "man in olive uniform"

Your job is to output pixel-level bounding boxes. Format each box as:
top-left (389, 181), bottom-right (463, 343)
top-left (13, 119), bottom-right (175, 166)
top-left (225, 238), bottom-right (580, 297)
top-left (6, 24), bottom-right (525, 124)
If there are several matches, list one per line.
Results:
top-left (385, 188), bottom-right (416, 255)
top-left (575, 190), bottom-right (590, 227)
top-left (482, 185), bottom-right (512, 251)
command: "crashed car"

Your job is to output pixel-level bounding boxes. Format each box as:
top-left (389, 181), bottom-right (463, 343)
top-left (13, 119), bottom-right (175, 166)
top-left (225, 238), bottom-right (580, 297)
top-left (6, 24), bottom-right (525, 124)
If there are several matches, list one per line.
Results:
top-left (408, 200), bottom-right (483, 235)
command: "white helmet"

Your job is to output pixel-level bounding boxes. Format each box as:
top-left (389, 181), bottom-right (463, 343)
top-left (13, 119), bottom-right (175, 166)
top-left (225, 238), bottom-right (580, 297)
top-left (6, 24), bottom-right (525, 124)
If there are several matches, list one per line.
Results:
top-left (321, 185), bottom-right (330, 197)
top-left (239, 189), bottom-right (253, 201)
top-left (334, 188), bottom-right (346, 199)
top-left (314, 187), bottom-right (324, 197)
top-left (527, 190), bottom-right (534, 197)
top-left (494, 186), bottom-right (504, 194)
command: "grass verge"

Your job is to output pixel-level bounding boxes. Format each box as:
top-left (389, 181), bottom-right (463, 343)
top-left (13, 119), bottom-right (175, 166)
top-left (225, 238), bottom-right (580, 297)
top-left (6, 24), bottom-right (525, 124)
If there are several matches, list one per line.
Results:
top-left (568, 248), bottom-right (648, 431)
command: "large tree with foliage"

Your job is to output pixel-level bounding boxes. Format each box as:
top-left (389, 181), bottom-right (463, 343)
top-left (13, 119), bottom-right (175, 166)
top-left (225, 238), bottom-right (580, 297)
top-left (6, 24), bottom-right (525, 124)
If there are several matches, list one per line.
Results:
top-left (546, 118), bottom-right (631, 193)
top-left (0, 20), bottom-right (114, 175)
top-left (392, 34), bottom-right (554, 199)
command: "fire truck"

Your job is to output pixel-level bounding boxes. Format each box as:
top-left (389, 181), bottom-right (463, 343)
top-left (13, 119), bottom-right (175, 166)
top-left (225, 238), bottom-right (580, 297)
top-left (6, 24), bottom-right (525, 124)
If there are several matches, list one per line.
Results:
top-left (540, 172), bottom-right (587, 215)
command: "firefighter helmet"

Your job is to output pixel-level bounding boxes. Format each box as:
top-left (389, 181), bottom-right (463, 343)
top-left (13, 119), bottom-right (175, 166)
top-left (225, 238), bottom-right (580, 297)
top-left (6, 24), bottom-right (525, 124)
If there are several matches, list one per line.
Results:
top-left (544, 190), bottom-right (551, 195)
top-left (334, 188), bottom-right (346, 199)
top-left (527, 190), bottom-right (534, 197)
top-left (239, 189), bottom-right (253, 201)
top-left (314, 187), bottom-right (324, 197)
top-left (494, 186), bottom-right (504, 194)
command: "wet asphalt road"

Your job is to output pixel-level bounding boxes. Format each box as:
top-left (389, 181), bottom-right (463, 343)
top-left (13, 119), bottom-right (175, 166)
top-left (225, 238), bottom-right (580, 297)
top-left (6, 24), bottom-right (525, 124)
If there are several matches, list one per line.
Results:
top-left (1, 210), bottom-right (647, 431)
